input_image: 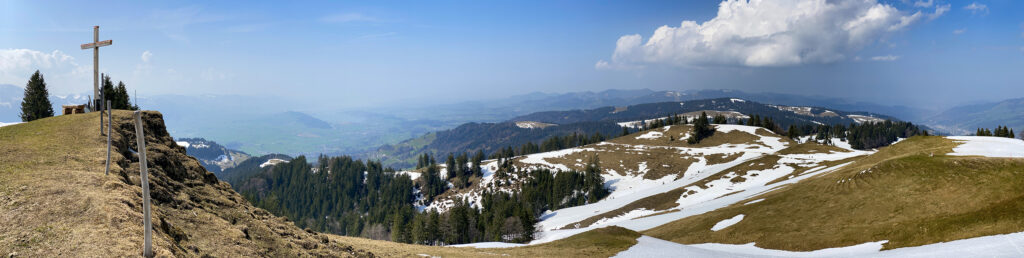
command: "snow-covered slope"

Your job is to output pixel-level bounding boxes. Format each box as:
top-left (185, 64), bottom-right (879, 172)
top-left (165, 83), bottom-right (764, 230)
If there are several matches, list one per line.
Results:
top-left (947, 136), bottom-right (1024, 158)
top-left (425, 124), bottom-right (874, 246)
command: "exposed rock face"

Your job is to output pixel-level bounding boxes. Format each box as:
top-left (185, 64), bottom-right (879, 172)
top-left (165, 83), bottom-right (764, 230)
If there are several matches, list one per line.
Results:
top-left (105, 111), bottom-right (374, 257)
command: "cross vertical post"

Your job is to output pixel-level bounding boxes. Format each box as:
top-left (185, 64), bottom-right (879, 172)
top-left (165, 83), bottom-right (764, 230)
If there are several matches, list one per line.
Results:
top-left (93, 26), bottom-right (98, 110)
top-left (80, 26), bottom-right (112, 133)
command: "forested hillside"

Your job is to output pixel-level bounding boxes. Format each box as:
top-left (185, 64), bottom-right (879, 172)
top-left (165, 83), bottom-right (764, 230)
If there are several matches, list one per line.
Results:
top-left (371, 121), bottom-right (622, 168)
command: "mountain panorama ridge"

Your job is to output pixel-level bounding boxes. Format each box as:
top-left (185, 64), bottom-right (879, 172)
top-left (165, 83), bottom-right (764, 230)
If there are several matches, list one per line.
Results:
top-left (4, 103), bottom-right (1024, 256)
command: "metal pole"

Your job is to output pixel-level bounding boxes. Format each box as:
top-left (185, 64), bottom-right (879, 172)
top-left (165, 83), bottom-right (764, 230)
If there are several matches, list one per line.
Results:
top-left (105, 100), bottom-right (111, 176)
top-left (133, 111), bottom-right (153, 258)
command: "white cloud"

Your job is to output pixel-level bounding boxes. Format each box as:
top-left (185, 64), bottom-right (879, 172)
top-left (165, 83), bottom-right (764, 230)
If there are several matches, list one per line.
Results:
top-left (870, 55), bottom-right (901, 61)
top-left (929, 4), bottom-right (950, 20)
top-left (964, 2), bottom-right (988, 15)
top-left (0, 49), bottom-right (89, 93)
top-left (141, 51), bottom-right (153, 63)
top-left (913, 0), bottom-right (934, 8)
top-left (953, 28), bottom-right (967, 35)
top-left (134, 51), bottom-right (154, 77)
top-left (598, 0), bottom-right (928, 68)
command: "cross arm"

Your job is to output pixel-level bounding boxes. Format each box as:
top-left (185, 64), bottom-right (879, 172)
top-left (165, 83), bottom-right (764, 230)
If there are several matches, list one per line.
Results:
top-left (81, 40), bottom-right (113, 49)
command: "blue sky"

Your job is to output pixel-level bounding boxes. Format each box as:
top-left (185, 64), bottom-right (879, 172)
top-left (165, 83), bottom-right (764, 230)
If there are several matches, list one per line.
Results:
top-left (1, 0), bottom-right (1022, 109)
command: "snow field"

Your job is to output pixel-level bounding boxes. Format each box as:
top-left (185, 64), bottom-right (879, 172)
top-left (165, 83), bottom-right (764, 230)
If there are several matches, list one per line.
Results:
top-left (947, 136), bottom-right (1024, 158)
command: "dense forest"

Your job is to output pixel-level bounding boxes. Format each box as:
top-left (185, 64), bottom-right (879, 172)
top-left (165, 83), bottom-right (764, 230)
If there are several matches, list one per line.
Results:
top-left (236, 155), bottom-right (417, 238)
top-left (231, 151), bottom-right (610, 245)
top-left (785, 120), bottom-right (924, 149)
top-left (401, 156), bottom-right (609, 245)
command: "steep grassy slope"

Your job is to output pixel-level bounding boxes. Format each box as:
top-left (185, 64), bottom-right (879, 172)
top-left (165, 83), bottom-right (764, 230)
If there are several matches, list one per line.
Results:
top-left (0, 111), bottom-right (373, 256)
top-left (644, 136), bottom-right (1024, 250)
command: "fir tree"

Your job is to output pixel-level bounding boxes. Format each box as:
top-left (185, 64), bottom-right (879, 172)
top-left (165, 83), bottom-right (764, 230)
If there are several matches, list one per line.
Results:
top-left (787, 124), bottom-right (800, 139)
top-left (19, 70), bottom-right (54, 122)
top-left (686, 112), bottom-right (715, 144)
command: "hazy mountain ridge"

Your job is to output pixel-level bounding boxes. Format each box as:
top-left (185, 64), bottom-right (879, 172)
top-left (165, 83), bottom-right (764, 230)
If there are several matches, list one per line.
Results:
top-left (924, 98), bottom-right (1024, 135)
top-left (369, 98), bottom-right (906, 169)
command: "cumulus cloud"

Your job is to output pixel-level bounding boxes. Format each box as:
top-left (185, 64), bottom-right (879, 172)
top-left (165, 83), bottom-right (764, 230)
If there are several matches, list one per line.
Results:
top-left (964, 2), bottom-right (988, 15)
top-left (597, 0), bottom-right (936, 68)
top-left (870, 55), bottom-right (901, 61)
top-left (0, 49), bottom-right (88, 92)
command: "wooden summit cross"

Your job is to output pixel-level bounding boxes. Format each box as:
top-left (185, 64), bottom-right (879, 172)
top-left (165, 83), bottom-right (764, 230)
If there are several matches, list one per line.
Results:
top-left (81, 26), bottom-right (112, 135)
top-left (80, 26), bottom-right (112, 112)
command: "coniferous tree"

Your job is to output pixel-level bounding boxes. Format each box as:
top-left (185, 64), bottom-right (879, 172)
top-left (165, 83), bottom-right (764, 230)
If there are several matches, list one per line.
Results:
top-left (712, 114), bottom-right (727, 124)
top-left (787, 124), bottom-right (800, 139)
top-left (445, 153), bottom-right (456, 180)
top-left (19, 70), bottom-right (54, 122)
top-left (686, 112), bottom-right (715, 144)
top-left (99, 74), bottom-right (137, 110)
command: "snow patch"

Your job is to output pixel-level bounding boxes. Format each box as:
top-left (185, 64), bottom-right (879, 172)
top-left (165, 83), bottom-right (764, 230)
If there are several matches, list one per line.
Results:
top-left (635, 131), bottom-right (663, 140)
top-left (259, 158), bottom-right (288, 168)
top-left (515, 121), bottom-right (555, 129)
top-left (175, 141), bottom-right (190, 148)
top-left (848, 114), bottom-right (885, 124)
top-left (0, 122), bottom-right (23, 128)
top-left (710, 214), bottom-right (744, 231)
top-left (947, 136), bottom-right (1024, 158)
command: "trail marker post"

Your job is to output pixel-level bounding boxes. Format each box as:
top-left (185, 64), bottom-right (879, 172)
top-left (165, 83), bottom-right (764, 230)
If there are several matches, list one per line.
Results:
top-left (81, 26), bottom-right (112, 131)
top-left (133, 111), bottom-right (153, 257)
top-left (105, 100), bottom-right (111, 176)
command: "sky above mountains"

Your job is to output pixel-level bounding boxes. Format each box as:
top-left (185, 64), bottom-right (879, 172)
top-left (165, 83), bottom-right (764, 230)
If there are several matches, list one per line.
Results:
top-left (1, 0), bottom-right (1022, 109)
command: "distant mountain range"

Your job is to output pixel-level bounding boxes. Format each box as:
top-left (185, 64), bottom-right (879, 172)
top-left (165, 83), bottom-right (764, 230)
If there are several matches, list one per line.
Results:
top-left (5, 83), bottom-right (1022, 155)
top-left (368, 98), bottom-right (900, 169)
top-left (0, 84), bottom-right (92, 122)
top-left (924, 98), bottom-right (1024, 135)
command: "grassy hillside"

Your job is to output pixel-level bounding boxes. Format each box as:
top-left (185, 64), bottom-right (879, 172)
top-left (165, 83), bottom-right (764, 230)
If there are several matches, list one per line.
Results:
top-left (643, 136), bottom-right (1024, 250)
top-left (0, 111), bottom-right (642, 257)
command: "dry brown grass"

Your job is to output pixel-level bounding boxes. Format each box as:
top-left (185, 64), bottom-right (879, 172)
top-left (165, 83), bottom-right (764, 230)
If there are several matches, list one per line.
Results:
top-left (644, 136), bottom-right (1024, 251)
top-left (332, 226), bottom-right (641, 258)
